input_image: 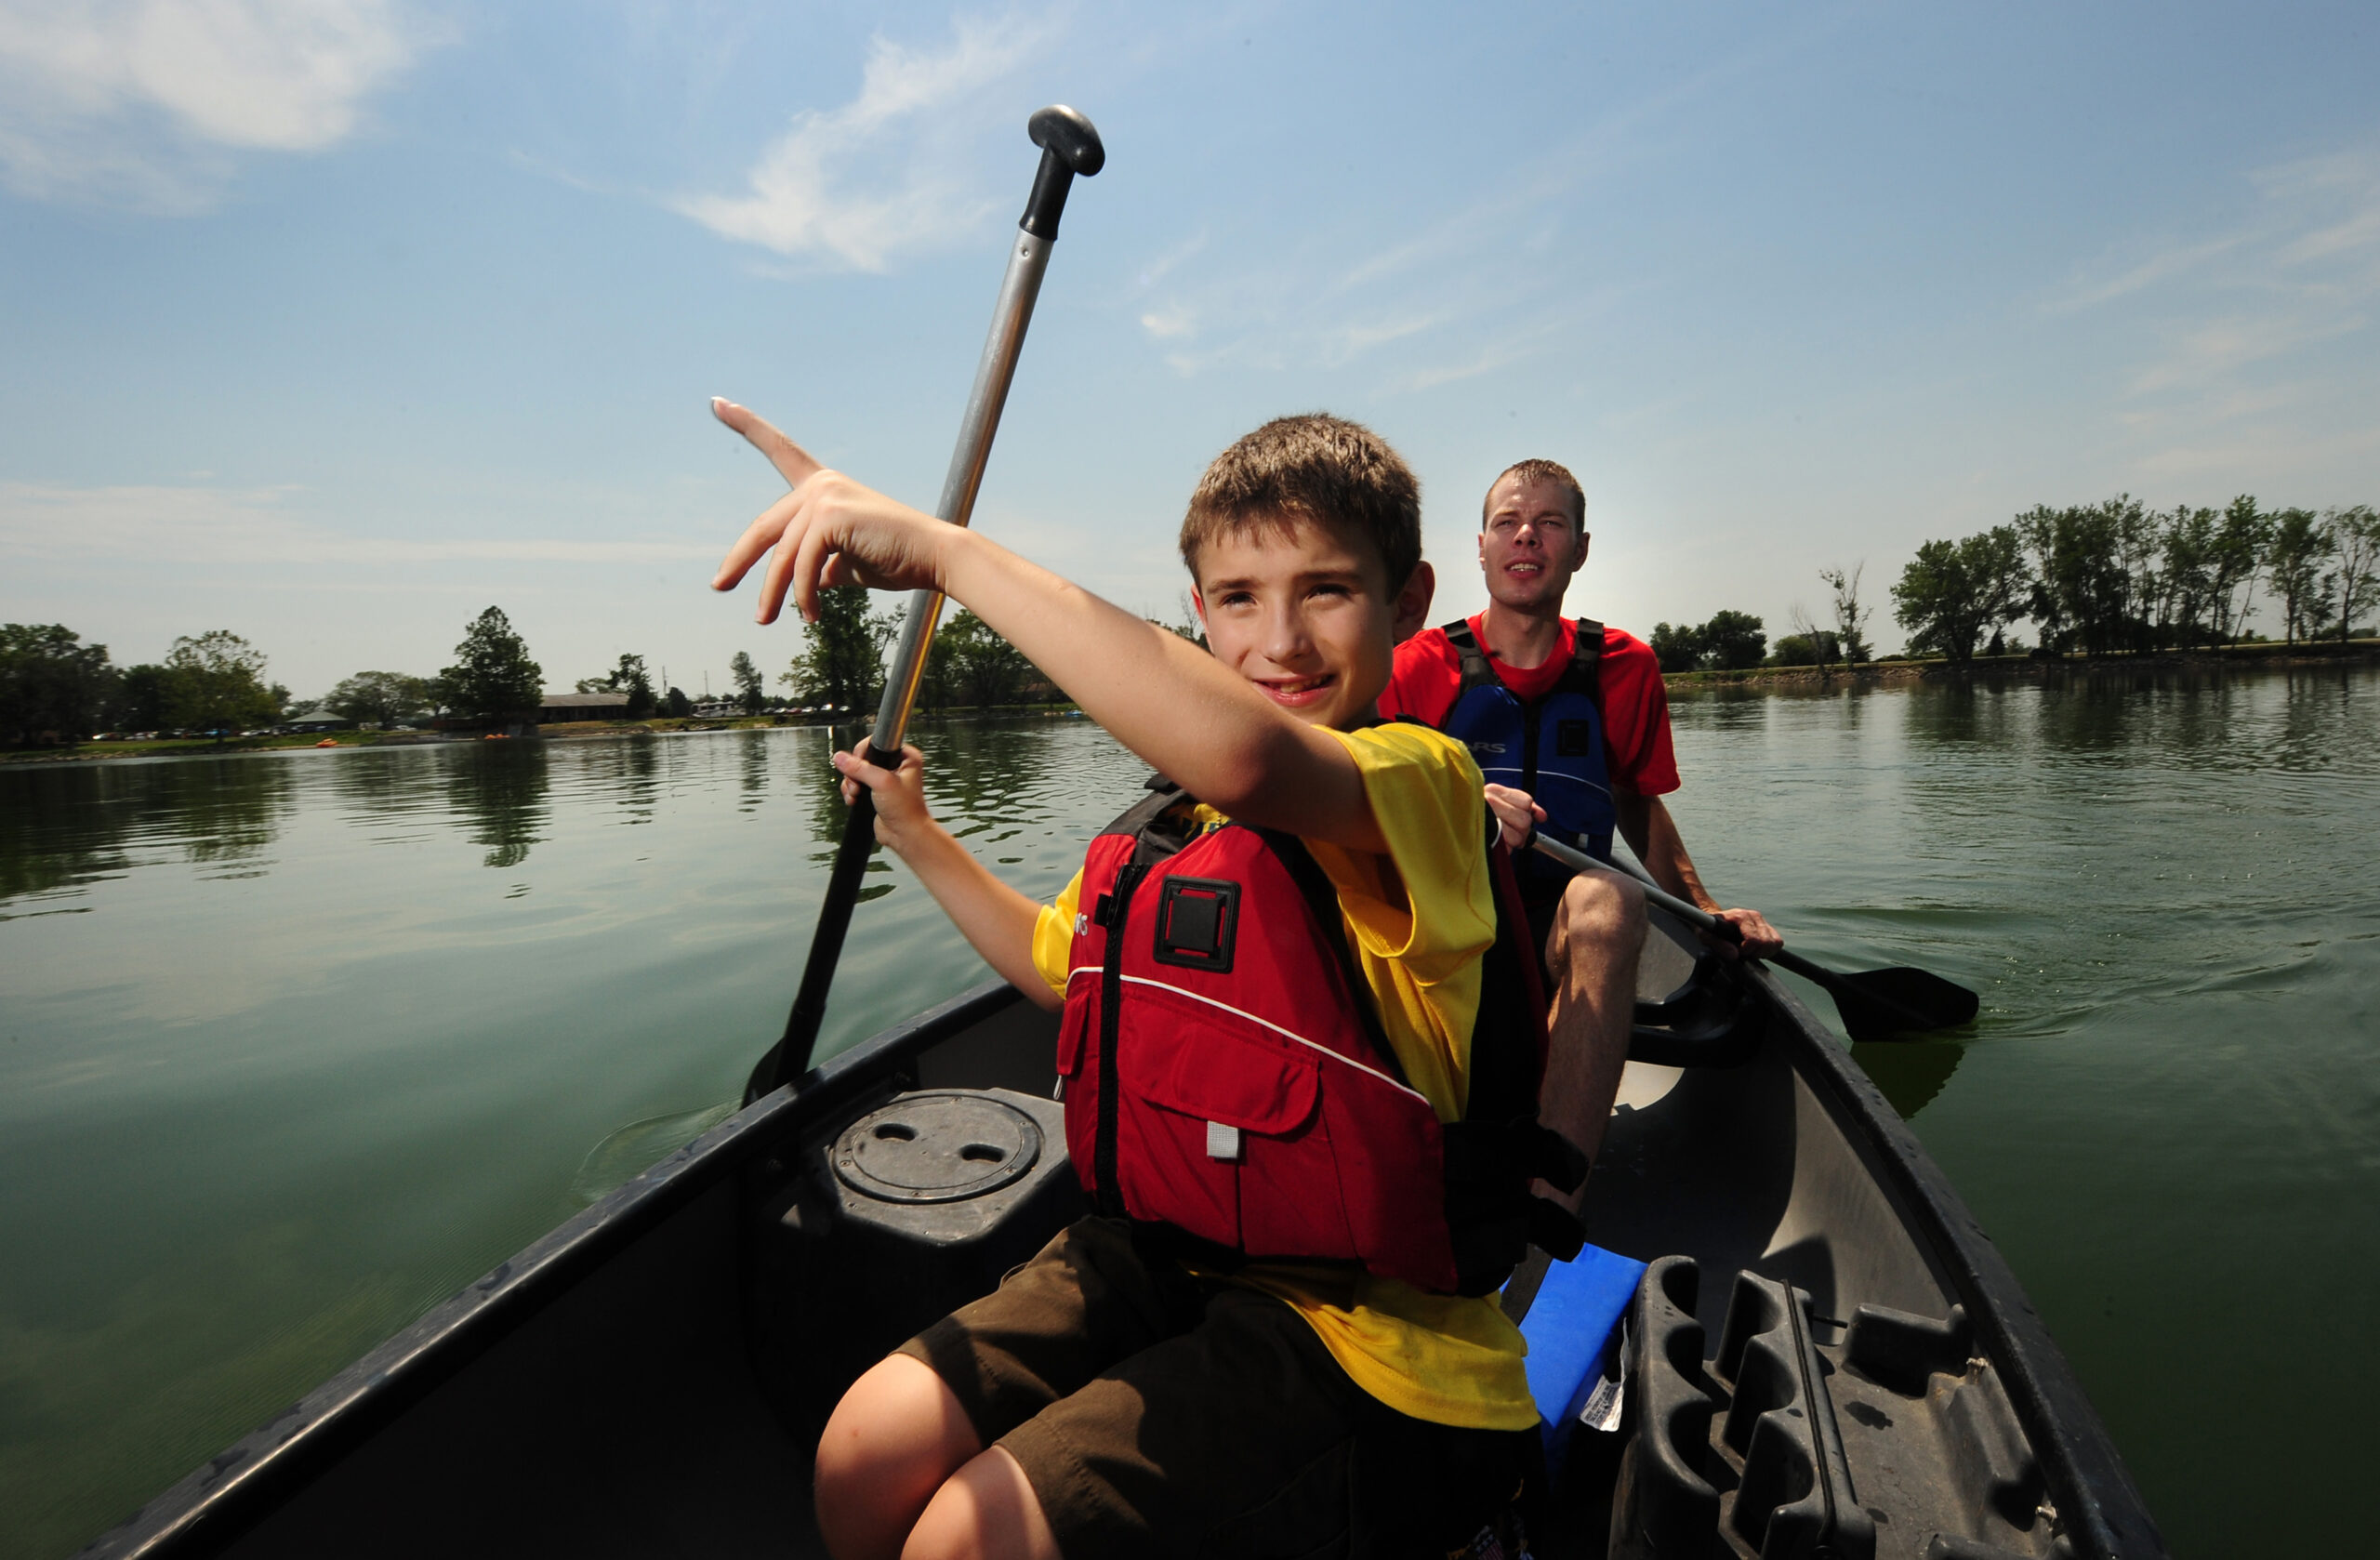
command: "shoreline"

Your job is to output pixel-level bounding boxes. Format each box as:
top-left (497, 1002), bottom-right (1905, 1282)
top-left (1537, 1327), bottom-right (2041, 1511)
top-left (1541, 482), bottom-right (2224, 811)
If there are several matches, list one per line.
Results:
top-left (1665, 639), bottom-right (2379, 693)
top-left (7, 647), bottom-right (2373, 763)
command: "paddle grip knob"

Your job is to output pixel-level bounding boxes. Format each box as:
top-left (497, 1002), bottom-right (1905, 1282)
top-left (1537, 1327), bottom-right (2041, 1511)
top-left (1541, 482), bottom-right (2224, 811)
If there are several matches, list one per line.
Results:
top-left (1021, 105), bottom-right (1105, 240)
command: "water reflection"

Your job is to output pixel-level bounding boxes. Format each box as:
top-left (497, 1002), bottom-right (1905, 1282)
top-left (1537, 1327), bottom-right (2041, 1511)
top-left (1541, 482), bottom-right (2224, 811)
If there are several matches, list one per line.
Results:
top-left (447, 743), bottom-right (549, 868)
top-left (736, 730), bottom-right (771, 813)
top-left (148, 757), bottom-right (293, 877)
top-left (0, 755), bottom-right (295, 912)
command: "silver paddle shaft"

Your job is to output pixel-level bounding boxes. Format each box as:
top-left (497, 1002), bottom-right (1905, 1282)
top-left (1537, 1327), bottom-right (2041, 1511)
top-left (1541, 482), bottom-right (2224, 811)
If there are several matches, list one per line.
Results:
top-left (1530, 830), bottom-right (1720, 932)
top-left (867, 230), bottom-right (1053, 757)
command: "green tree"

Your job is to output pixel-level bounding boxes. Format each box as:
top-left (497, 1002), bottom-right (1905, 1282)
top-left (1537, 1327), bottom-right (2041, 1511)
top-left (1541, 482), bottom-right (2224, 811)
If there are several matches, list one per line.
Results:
top-left (923, 609), bottom-right (1037, 707)
top-left (782, 587), bottom-right (896, 712)
top-left (2019, 497), bottom-right (2152, 655)
top-left (325, 671), bottom-right (432, 728)
top-left (2157, 506), bottom-right (2220, 650)
top-left (164, 630), bottom-right (279, 737)
top-left (729, 651), bottom-right (766, 715)
top-left (110, 664), bottom-right (171, 731)
top-left (2325, 505), bottom-right (2379, 642)
top-left (2264, 509), bottom-right (2334, 649)
top-left (1892, 526), bottom-right (2031, 666)
top-left (665, 685), bottom-right (693, 718)
top-left (604, 654), bottom-right (657, 719)
top-left (0, 624), bottom-right (116, 746)
top-left (1698, 610), bottom-right (1767, 670)
top-left (2208, 496), bottom-right (2269, 646)
top-left (1648, 621), bottom-right (1704, 673)
top-left (441, 607), bottom-right (545, 721)
top-left (1769, 628), bottom-right (1840, 668)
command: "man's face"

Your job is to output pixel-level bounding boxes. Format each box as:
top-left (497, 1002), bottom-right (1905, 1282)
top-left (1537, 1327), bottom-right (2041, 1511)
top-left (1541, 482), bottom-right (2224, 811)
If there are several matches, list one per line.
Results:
top-left (1478, 474), bottom-right (1588, 614)
top-left (1192, 516), bottom-right (1416, 731)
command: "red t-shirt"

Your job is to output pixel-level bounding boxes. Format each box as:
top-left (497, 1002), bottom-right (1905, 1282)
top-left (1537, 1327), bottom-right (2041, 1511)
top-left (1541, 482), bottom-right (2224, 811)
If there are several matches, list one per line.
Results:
top-left (1377, 615), bottom-right (1681, 797)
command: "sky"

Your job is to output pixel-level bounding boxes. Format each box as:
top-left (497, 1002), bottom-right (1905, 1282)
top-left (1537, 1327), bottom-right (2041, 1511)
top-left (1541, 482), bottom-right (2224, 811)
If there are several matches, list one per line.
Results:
top-left (1, 0), bottom-right (2375, 699)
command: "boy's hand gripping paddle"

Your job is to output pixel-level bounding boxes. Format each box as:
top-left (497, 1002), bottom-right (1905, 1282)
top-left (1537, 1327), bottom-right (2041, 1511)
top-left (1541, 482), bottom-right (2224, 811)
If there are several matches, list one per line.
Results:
top-left (755, 106), bottom-right (1104, 1098)
top-left (1527, 832), bottom-right (1979, 1043)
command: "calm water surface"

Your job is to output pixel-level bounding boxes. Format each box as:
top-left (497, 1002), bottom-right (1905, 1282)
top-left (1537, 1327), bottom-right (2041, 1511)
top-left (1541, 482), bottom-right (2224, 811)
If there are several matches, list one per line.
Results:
top-left (3, 668), bottom-right (2374, 1557)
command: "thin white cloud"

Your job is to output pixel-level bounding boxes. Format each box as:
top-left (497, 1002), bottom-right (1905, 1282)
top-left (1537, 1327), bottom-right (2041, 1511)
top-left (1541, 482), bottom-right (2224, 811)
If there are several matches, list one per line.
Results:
top-left (2126, 312), bottom-right (2368, 396)
top-left (674, 14), bottom-right (1049, 271)
top-left (1138, 303), bottom-right (1195, 340)
top-left (0, 0), bottom-right (429, 210)
top-left (0, 483), bottom-right (716, 564)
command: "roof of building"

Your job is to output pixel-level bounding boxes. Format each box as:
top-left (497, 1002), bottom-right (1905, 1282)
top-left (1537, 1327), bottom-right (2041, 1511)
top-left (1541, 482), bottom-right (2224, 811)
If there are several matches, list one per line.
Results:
top-left (539, 692), bottom-right (632, 707)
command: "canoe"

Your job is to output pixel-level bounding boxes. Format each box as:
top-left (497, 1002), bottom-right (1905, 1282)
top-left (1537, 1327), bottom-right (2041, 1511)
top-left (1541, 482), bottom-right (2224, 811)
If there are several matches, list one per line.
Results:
top-left (80, 907), bottom-right (2166, 1559)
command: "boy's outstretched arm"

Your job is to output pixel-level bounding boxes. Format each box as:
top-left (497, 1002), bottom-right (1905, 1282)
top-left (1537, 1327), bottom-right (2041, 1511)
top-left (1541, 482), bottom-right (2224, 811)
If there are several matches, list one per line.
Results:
top-left (711, 401), bottom-right (1384, 851)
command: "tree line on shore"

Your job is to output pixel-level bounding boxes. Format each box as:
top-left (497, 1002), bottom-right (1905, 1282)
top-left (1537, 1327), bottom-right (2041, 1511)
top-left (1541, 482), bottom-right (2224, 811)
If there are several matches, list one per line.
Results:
top-left (1892, 497), bottom-right (2379, 666)
top-left (0, 607), bottom-right (549, 748)
top-left (14, 501), bottom-right (2373, 747)
top-left (0, 595), bottom-right (1077, 749)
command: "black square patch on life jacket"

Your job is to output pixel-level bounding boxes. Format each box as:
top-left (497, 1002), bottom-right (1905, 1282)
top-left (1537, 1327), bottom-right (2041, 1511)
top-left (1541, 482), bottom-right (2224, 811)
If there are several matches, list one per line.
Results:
top-left (1556, 719), bottom-right (1594, 757)
top-left (1152, 876), bottom-right (1239, 974)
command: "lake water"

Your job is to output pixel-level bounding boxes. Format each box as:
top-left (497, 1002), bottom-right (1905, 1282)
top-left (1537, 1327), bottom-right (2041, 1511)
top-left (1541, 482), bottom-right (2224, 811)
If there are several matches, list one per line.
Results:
top-left (3, 667), bottom-right (2374, 1557)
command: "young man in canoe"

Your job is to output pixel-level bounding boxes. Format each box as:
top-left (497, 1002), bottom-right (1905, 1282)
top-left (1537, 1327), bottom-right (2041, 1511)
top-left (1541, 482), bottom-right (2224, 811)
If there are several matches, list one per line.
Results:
top-left (1378, 457), bottom-right (1782, 1188)
top-left (711, 403), bottom-right (1584, 1560)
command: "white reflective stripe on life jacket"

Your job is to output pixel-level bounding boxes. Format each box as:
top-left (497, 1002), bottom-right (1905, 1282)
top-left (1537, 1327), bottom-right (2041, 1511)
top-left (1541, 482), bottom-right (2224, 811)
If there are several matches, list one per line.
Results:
top-left (1064, 965), bottom-right (1431, 1107)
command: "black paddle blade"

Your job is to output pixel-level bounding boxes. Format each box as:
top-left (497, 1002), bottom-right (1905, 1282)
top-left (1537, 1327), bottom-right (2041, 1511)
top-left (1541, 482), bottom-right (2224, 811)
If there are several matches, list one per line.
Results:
top-left (1826, 965), bottom-right (1980, 1042)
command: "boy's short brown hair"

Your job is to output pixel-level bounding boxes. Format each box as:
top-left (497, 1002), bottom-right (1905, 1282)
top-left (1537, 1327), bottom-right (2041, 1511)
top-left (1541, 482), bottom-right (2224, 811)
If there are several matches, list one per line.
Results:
top-left (1180, 414), bottom-right (1421, 592)
top-left (1483, 458), bottom-right (1585, 528)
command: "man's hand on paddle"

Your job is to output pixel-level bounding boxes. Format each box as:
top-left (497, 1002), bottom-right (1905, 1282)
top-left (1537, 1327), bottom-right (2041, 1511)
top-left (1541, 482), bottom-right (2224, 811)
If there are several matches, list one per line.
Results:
top-left (1482, 784), bottom-right (1544, 853)
top-left (1705, 906), bottom-right (1782, 962)
top-left (709, 399), bottom-right (955, 624)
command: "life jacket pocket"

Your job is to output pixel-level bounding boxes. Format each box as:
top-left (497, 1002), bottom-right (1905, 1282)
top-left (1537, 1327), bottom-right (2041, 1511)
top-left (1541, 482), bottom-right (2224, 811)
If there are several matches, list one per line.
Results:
top-left (1106, 977), bottom-right (1363, 1265)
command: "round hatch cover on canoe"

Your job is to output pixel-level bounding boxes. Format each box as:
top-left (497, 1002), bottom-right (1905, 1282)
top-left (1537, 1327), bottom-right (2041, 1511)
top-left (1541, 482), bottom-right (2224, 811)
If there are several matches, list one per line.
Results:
top-left (834, 1092), bottom-right (1043, 1204)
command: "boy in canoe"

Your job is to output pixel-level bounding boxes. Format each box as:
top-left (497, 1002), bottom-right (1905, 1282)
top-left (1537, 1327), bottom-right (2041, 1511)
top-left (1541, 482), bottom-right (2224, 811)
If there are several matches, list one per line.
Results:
top-left (711, 402), bottom-right (1588, 1560)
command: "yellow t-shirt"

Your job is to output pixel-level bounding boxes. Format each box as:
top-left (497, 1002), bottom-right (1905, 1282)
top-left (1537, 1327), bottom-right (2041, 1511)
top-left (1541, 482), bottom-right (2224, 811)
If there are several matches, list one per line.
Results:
top-left (1028, 722), bottom-right (1537, 1431)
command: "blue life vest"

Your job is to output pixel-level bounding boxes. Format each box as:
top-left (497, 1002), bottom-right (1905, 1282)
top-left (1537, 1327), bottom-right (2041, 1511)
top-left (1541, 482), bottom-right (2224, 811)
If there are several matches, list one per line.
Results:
top-left (1439, 618), bottom-right (1615, 893)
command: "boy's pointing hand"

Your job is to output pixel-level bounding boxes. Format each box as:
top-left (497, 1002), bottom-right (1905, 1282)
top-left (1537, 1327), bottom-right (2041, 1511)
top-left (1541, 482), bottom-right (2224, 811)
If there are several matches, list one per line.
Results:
top-left (709, 398), bottom-right (955, 626)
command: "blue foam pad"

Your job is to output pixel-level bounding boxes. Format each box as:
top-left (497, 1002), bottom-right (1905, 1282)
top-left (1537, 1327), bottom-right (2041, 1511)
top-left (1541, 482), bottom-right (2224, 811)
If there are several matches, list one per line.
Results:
top-left (1517, 1243), bottom-right (1646, 1463)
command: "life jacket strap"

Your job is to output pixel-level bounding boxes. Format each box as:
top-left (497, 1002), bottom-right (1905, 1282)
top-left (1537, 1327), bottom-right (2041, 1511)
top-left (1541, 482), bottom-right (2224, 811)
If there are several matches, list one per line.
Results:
top-left (1441, 616), bottom-right (1606, 716)
top-left (1260, 825), bottom-right (1410, 1091)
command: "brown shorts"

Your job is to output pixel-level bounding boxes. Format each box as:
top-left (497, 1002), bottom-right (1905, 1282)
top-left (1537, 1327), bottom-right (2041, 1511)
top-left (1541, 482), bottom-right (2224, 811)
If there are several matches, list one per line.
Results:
top-left (897, 1216), bottom-right (1540, 1559)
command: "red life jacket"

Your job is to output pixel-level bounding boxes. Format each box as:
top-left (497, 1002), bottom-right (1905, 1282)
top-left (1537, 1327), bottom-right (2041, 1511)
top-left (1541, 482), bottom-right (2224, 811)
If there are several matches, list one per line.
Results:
top-left (1054, 779), bottom-right (1589, 1297)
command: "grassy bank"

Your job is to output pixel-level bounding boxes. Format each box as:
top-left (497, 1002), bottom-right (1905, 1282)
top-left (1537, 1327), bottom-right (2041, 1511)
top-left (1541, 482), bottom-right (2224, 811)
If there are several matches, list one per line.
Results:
top-left (3, 706), bottom-right (1091, 764)
top-left (1664, 637), bottom-right (2380, 692)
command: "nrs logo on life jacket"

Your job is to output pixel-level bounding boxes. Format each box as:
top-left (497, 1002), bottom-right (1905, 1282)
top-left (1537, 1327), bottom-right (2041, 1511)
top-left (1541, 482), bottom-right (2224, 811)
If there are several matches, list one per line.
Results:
top-left (1438, 618), bottom-right (1617, 892)
top-left (1056, 780), bottom-right (1587, 1297)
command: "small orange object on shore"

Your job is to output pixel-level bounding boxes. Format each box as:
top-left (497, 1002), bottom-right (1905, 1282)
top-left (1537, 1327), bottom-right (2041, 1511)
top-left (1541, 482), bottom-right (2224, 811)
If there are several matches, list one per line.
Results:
top-left (314, 738), bottom-right (338, 747)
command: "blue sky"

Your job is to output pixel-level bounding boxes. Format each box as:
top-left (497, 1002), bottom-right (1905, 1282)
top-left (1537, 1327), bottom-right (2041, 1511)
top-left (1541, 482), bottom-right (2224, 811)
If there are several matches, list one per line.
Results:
top-left (1, 0), bottom-right (2374, 697)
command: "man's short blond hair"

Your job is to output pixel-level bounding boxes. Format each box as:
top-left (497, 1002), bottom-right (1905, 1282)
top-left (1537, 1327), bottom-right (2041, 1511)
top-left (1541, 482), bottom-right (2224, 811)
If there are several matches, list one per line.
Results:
top-left (1180, 414), bottom-right (1421, 592)
top-left (1483, 458), bottom-right (1586, 529)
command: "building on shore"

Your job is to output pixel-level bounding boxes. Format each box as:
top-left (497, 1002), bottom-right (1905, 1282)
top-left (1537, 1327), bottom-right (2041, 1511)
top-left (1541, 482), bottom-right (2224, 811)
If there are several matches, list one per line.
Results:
top-left (536, 692), bottom-right (632, 723)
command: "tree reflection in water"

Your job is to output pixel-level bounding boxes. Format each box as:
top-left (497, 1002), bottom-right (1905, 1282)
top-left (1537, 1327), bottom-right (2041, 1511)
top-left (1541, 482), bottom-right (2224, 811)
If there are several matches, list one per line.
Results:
top-left (447, 742), bottom-right (550, 869)
top-left (1, 755), bottom-right (296, 913)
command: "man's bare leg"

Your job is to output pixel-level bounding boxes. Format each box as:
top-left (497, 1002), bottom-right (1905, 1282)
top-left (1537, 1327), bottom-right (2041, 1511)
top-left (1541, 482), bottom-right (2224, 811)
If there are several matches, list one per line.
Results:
top-left (1536, 866), bottom-right (1646, 1211)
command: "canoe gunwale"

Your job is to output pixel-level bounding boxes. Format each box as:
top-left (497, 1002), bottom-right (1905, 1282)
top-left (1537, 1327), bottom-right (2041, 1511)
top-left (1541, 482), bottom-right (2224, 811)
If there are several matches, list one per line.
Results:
top-left (1741, 963), bottom-right (2166, 1560)
top-left (80, 982), bottom-right (1028, 1560)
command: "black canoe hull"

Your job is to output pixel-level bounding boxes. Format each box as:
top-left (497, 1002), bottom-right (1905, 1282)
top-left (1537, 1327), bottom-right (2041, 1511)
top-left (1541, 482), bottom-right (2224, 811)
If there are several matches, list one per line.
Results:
top-left (81, 918), bottom-right (2164, 1560)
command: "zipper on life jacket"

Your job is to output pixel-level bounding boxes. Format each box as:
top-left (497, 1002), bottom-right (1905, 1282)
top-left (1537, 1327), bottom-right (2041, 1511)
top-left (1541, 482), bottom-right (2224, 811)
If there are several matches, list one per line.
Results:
top-left (1092, 862), bottom-right (1147, 1217)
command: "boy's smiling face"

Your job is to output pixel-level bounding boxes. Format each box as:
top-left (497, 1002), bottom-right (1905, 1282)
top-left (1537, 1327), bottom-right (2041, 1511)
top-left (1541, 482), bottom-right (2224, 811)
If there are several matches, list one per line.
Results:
top-left (1192, 514), bottom-right (1430, 731)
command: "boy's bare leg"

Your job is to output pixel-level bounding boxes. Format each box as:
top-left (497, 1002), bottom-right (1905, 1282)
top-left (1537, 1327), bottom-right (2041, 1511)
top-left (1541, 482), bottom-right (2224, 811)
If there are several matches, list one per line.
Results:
top-left (1536, 867), bottom-right (1646, 1211)
top-left (902, 1447), bottom-right (1062, 1560)
top-left (815, 1355), bottom-right (986, 1560)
